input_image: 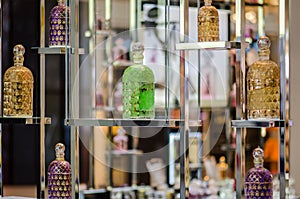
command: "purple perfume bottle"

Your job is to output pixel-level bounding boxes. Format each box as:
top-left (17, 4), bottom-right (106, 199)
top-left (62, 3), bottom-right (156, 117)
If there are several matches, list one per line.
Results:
top-left (49, 0), bottom-right (70, 47)
top-left (48, 143), bottom-right (71, 198)
top-left (245, 147), bottom-right (273, 199)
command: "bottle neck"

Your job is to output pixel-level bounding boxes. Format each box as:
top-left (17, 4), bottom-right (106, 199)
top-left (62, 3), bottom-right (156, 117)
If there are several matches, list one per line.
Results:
top-left (258, 50), bottom-right (270, 61)
top-left (205, 0), bottom-right (212, 6)
top-left (58, 0), bottom-right (65, 6)
top-left (132, 54), bottom-right (144, 64)
top-left (254, 162), bottom-right (263, 168)
top-left (56, 153), bottom-right (65, 161)
top-left (13, 56), bottom-right (24, 66)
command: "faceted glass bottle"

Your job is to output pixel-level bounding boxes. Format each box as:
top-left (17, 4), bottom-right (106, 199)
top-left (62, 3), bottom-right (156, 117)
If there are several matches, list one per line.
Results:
top-left (122, 42), bottom-right (155, 119)
top-left (49, 0), bottom-right (70, 47)
top-left (247, 36), bottom-right (280, 119)
top-left (245, 147), bottom-right (273, 199)
top-left (3, 44), bottom-right (34, 117)
top-left (198, 0), bottom-right (219, 42)
top-left (48, 143), bottom-right (71, 198)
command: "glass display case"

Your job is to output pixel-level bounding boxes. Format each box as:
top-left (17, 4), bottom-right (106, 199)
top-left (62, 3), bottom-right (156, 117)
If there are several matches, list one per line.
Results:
top-left (66, 0), bottom-right (290, 198)
top-left (0, 0), bottom-right (290, 198)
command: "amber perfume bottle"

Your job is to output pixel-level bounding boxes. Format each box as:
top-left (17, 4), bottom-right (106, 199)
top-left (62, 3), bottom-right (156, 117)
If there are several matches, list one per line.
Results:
top-left (48, 143), bottom-right (71, 198)
top-left (3, 44), bottom-right (34, 117)
top-left (49, 0), bottom-right (70, 47)
top-left (122, 42), bottom-right (155, 119)
top-left (247, 36), bottom-right (280, 119)
top-left (245, 147), bottom-right (273, 198)
top-left (217, 156), bottom-right (228, 180)
top-left (198, 0), bottom-right (219, 42)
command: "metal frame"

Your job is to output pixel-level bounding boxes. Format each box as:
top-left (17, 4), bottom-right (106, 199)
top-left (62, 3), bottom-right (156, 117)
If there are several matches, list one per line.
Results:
top-left (65, 0), bottom-right (290, 199)
top-left (0, 0), bottom-right (49, 197)
top-left (177, 0), bottom-right (290, 199)
top-left (231, 0), bottom-right (290, 198)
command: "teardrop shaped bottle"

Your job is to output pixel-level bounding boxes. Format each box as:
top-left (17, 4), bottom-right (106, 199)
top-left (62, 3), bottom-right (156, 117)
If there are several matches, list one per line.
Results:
top-left (3, 44), bottom-right (34, 117)
top-left (49, 0), bottom-right (70, 47)
top-left (48, 143), bottom-right (71, 199)
top-left (247, 36), bottom-right (280, 119)
top-left (122, 42), bottom-right (155, 119)
top-left (198, 0), bottom-right (219, 42)
top-left (245, 147), bottom-right (273, 198)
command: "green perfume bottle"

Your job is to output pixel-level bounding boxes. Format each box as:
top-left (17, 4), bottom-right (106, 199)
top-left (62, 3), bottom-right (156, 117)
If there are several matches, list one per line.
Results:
top-left (122, 42), bottom-right (155, 119)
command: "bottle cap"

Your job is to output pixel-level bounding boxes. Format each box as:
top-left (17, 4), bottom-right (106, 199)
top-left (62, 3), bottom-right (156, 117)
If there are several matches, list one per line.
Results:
top-left (57, 0), bottom-right (65, 5)
top-left (55, 143), bottom-right (65, 160)
top-left (132, 42), bottom-right (144, 62)
top-left (13, 44), bottom-right (25, 66)
top-left (253, 146), bottom-right (264, 165)
top-left (204, 0), bottom-right (212, 5)
top-left (257, 36), bottom-right (271, 56)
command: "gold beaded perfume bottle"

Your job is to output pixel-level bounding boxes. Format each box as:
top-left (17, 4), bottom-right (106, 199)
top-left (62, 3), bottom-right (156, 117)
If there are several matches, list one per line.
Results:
top-left (198, 0), bottom-right (219, 42)
top-left (3, 44), bottom-right (34, 117)
top-left (247, 36), bottom-right (280, 119)
top-left (48, 143), bottom-right (71, 199)
top-left (49, 0), bottom-right (70, 47)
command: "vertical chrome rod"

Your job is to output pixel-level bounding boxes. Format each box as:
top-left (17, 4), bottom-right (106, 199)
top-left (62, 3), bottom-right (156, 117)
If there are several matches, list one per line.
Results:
top-left (179, 0), bottom-right (189, 198)
top-left (70, 0), bottom-right (80, 197)
top-left (235, 0), bottom-right (245, 199)
top-left (40, 0), bottom-right (46, 197)
top-left (279, 0), bottom-right (289, 197)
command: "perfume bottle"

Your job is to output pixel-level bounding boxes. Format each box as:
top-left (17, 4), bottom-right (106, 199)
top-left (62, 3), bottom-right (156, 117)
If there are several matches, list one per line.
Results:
top-left (122, 42), bottom-right (155, 119)
top-left (3, 44), bottom-right (34, 117)
top-left (113, 127), bottom-right (128, 151)
top-left (49, 0), bottom-right (70, 47)
top-left (244, 147), bottom-right (273, 199)
top-left (217, 156), bottom-right (228, 180)
top-left (198, 0), bottom-right (219, 42)
top-left (247, 36), bottom-right (280, 119)
top-left (48, 143), bottom-right (71, 198)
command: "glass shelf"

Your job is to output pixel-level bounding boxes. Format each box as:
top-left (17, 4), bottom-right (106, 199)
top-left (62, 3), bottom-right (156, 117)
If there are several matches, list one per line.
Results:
top-left (65, 118), bottom-right (201, 127)
top-left (231, 119), bottom-right (285, 128)
top-left (0, 117), bottom-right (51, 125)
top-left (175, 41), bottom-right (248, 50)
top-left (175, 162), bottom-right (203, 170)
top-left (31, 47), bottom-right (85, 55)
top-left (96, 30), bottom-right (115, 36)
top-left (108, 149), bottom-right (143, 156)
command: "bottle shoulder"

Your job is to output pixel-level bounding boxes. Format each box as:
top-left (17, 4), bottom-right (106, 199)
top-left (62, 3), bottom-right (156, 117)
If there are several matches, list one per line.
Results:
top-left (4, 65), bottom-right (34, 82)
top-left (50, 4), bottom-right (70, 16)
top-left (198, 5), bottom-right (219, 17)
top-left (48, 159), bottom-right (71, 174)
top-left (247, 60), bottom-right (280, 78)
top-left (246, 166), bottom-right (273, 183)
top-left (250, 59), bottom-right (279, 68)
top-left (122, 64), bottom-right (155, 82)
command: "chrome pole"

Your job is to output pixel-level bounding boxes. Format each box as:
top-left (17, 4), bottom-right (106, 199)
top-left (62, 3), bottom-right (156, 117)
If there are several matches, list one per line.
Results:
top-left (70, 0), bottom-right (80, 197)
top-left (165, 0), bottom-right (171, 119)
top-left (179, 0), bottom-right (189, 198)
top-left (40, 0), bottom-right (46, 197)
top-left (279, 0), bottom-right (289, 197)
top-left (235, 0), bottom-right (245, 198)
top-left (87, 0), bottom-right (95, 189)
top-left (0, 0), bottom-right (2, 195)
